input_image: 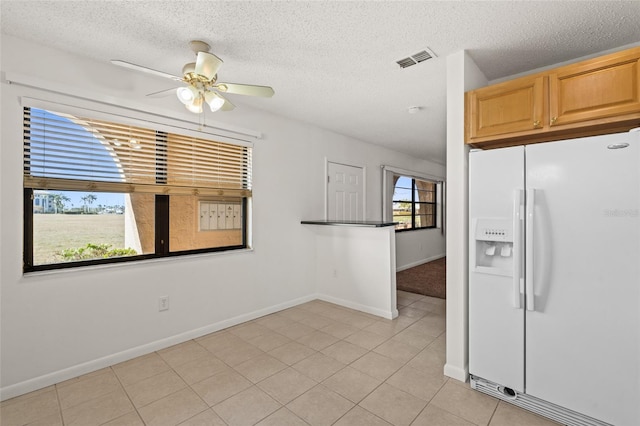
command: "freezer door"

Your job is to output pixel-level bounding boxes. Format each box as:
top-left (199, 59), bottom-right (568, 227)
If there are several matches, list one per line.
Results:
top-left (469, 146), bottom-right (525, 392)
top-left (525, 132), bottom-right (640, 426)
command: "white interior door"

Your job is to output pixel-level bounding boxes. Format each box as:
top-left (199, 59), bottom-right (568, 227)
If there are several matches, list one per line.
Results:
top-left (327, 162), bottom-right (364, 221)
top-left (525, 132), bottom-right (639, 426)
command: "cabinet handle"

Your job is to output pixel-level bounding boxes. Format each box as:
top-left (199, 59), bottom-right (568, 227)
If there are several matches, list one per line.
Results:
top-left (533, 120), bottom-right (541, 128)
top-left (550, 116), bottom-right (558, 125)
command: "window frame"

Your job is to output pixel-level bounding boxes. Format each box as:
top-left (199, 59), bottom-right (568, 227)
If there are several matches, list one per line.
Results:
top-left (392, 177), bottom-right (437, 232)
top-left (22, 106), bottom-right (252, 273)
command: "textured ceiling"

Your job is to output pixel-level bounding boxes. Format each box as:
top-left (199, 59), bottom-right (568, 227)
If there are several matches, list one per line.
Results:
top-left (2, 1), bottom-right (639, 164)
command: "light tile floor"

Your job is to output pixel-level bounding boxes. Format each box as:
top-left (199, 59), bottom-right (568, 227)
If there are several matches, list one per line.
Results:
top-left (0, 291), bottom-right (561, 426)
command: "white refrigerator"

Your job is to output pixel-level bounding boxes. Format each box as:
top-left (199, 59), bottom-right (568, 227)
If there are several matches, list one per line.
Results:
top-left (468, 131), bottom-right (639, 426)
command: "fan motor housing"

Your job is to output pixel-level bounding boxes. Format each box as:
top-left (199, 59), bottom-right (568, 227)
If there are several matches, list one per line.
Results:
top-left (189, 40), bottom-right (211, 54)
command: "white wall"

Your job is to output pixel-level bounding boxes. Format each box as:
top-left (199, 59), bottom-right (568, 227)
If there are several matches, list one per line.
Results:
top-left (444, 51), bottom-right (487, 383)
top-left (395, 229), bottom-right (445, 271)
top-left (313, 225), bottom-right (398, 320)
top-left (0, 35), bottom-right (444, 399)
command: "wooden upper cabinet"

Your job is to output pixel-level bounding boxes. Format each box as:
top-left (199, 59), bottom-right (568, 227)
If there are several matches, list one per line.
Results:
top-left (465, 46), bottom-right (640, 148)
top-left (467, 76), bottom-right (545, 140)
top-left (549, 49), bottom-right (640, 128)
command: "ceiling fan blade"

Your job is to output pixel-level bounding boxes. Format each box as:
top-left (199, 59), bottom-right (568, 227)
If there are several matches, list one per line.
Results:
top-left (111, 60), bottom-right (183, 81)
top-left (146, 87), bottom-right (179, 98)
top-left (214, 83), bottom-right (275, 97)
top-left (195, 52), bottom-right (223, 80)
top-left (217, 93), bottom-right (236, 111)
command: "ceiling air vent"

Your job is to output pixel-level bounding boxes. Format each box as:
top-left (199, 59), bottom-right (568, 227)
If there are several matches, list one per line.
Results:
top-left (396, 57), bottom-right (417, 69)
top-left (396, 48), bottom-right (437, 69)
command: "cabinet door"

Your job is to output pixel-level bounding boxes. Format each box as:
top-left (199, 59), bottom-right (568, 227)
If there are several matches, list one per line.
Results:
top-left (225, 204), bottom-right (234, 229)
top-left (549, 48), bottom-right (640, 127)
top-left (199, 202), bottom-right (210, 231)
top-left (232, 204), bottom-right (242, 229)
top-left (217, 204), bottom-right (226, 229)
top-left (467, 75), bottom-right (544, 141)
top-left (208, 203), bottom-right (219, 230)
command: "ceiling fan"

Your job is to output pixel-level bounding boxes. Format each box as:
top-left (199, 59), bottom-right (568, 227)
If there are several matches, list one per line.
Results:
top-left (111, 40), bottom-right (274, 113)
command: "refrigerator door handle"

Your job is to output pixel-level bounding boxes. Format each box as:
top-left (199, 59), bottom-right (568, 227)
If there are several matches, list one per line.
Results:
top-left (512, 189), bottom-right (523, 309)
top-left (525, 188), bottom-right (535, 311)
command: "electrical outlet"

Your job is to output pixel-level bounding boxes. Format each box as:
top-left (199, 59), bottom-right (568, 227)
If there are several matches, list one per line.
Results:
top-left (159, 296), bottom-right (169, 311)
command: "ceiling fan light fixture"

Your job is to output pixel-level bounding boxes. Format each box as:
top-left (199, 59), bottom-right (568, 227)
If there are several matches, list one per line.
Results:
top-left (176, 85), bottom-right (198, 105)
top-left (185, 94), bottom-right (204, 113)
top-left (204, 91), bottom-right (225, 112)
top-left (112, 41), bottom-right (273, 114)
top-left (182, 62), bottom-right (196, 76)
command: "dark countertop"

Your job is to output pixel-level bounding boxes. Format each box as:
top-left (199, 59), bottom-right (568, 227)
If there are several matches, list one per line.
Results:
top-left (301, 220), bottom-right (397, 228)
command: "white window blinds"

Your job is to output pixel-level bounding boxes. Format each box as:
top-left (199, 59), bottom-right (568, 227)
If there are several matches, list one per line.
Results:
top-left (23, 107), bottom-right (252, 197)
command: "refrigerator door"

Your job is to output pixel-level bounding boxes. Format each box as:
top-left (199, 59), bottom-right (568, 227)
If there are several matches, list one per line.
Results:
top-left (469, 146), bottom-right (525, 392)
top-left (525, 132), bottom-right (640, 426)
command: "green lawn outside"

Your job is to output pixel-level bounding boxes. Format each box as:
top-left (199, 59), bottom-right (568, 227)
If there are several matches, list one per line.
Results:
top-left (33, 214), bottom-right (126, 265)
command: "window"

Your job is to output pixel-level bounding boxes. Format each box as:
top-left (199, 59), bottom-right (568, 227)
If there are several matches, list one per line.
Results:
top-left (23, 107), bottom-right (251, 272)
top-left (392, 176), bottom-right (437, 231)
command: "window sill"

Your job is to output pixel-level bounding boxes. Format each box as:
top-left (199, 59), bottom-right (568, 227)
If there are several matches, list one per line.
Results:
top-left (23, 247), bottom-right (255, 278)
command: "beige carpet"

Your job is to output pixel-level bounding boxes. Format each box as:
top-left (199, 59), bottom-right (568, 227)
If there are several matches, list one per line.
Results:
top-left (396, 257), bottom-right (446, 299)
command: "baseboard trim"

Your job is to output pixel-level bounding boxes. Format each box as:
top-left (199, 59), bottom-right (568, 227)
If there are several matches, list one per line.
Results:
top-left (0, 294), bottom-right (317, 401)
top-left (317, 294), bottom-right (398, 320)
top-left (444, 362), bottom-right (469, 383)
top-left (396, 253), bottom-right (445, 272)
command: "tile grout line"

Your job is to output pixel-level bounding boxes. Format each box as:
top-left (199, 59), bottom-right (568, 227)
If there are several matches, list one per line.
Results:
top-left (108, 365), bottom-right (147, 425)
top-left (54, 367), bottom-right (136, 425)
top-left (53, 384), bottom-right (65, 426)
top-left (175, 338), bottom-right (256, 423)
top-left (485, 399), bottom-right (501, 426)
